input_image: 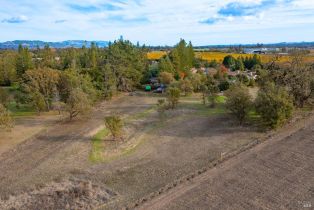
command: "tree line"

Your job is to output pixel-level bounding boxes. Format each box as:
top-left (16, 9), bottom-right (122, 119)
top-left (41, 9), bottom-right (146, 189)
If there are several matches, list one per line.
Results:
top-left (1, 39), bottom-right (313, 131)
top-left (0, 40), bottom-right (148, 125)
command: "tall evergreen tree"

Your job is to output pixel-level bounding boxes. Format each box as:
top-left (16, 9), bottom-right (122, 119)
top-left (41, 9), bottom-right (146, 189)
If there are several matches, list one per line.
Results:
top-left (159, 56), bottom-right (175, 74)
top-left (104, 40), bottom-right (147, 92)
top-left (16, 44), bottom-right (33, 76)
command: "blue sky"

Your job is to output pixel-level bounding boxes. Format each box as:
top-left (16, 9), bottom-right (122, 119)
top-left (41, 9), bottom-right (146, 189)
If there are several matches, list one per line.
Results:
top-left (0, 0), bottom-right (314, 45)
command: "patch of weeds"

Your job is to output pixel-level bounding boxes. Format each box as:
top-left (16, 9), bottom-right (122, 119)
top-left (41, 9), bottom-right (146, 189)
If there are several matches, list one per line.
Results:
top-left (89, 128), bottom-right (109, 163)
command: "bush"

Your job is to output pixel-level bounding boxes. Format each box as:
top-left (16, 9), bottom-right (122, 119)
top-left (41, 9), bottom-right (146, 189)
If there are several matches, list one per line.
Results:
top-left (166, 87), bottom-right (181, 109)
top-left (0, 88), bottom-right (10, 108)
top-left (255, 83), bottom-right (294, 128)
top-left (157, 99), bottom-right (167, 118)
top-left (31, 92), bottom-right (46, 114)
top-left (104, 115), bottom-right (123, 140)
top-left (218, 80), bottom-right (230, 91)
top-left (179, 79), bottom-right (194, 96)
top-left (225, 85), bottom-right (252, 124)
top-left (0, 104), bottom-right (13, 130)
top-left (248, 79), bottom-right (255, 87)
top-left (237, 74), bottom-right (249, 85)
top-left (159, 72), bottom-right (174, 85)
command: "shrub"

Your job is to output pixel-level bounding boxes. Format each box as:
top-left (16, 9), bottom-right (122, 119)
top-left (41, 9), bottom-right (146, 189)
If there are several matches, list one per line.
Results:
top-left (225, 85), bottom-right (252, 124)
top-left (157, 99), bottom-right (167, 118)
top-left (218, 80), bottom-right (230, 91)
top-left (104, 115), bottom-right (123, 140)
top-left (179, 79), bottom-right (194, 96)
top-left (166, 87), bottom-right (181, 109)
top-left (248, 79), bottom-right (255, 87)
top-left (159, 72), bottom-right (174, 85)
top-left (255, 83), bottom-right (294, 128)
top-left (31, 92), bottom-right (46, 114)
top-left (0, 88), bottom-right (10, 108)
top-left (0, 104), bottom-right (13, 130)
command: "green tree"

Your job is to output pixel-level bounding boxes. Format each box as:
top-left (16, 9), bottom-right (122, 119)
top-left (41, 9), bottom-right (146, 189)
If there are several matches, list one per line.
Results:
top-left (104, 115), bottom-right (123, 140)
top-left (105, 40), bottom-right (147, 92)
top-left (255, 83), bottom-right (294, 128)
top-left (169, 39), bottom-right (195, 77)
top-left (159, 56), bottom-right (174, 74)
top-left (166, 87), bottom-right (181, 109)
top-left (22, 68), bottom-right (60, 111)
top-left (236, 57), bottom-right (245, 71)
top-left (200, 75), bottom-right (219, 106)
top-left (0, 88), bottom-right (10, 108)
top-left (0, 51), bottom-right (17, 86)
top-left (88, 42), bottom-right (98, 69)
top-left (65, 88), bottom-right (91, 120)
top-left (284, 55), bottom-right (314, 108)
top-left (58, 69), bottom-right (97, 102)
top-left (30, 91), bottom-right (46, 114)
top-left (39, 44), bottom-right (56, 68)
top-left (159, 72), bottom-right (174, 85)
top-left (188, 73), bottom-right (203, 92)
top-left (102, 65), bottom-right (117, 99)
top-left (222, 55), bottom-right (236, 71)
top-left (60, 48), bottom-right (79, 70)
top-left (16, 44), bottom-right (33, 76)
top-left (225, 85), bottom-right (252, 124)
top-left (179, 79), bottom-right (194, 96)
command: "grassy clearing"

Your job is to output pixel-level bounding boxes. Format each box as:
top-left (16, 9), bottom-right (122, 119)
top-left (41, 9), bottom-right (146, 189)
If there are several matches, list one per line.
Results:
top-left (89, 128), bottom-right (109, 163)
top-left (8, 102), bottom-right (36, 117)
top-left (89, 105), bottom-right (158, 163)
top-left (102, 122), bottom-right (164, 163)
top-left (180, 95), bottom-right (227, 117)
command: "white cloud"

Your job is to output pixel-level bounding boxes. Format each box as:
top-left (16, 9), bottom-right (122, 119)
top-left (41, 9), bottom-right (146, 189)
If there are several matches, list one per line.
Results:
top-left (0, 0), bottom-right (313, 45)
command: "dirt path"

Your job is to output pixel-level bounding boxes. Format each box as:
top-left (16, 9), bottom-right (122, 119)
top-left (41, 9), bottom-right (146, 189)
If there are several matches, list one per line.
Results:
top-left (137, 114), bottom-right (314, 210)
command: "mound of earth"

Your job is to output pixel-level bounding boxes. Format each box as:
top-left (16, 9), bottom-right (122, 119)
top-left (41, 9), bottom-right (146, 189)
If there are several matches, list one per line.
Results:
top-left (0, 179), bottom-right (117, 210)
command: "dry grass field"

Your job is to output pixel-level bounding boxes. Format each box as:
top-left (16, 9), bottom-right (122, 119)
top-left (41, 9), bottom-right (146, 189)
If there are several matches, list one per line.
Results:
top-left (138, 113), bottom-right (314, 210)
top-left (0, 114), bottom-right (60, 155)
top-left (0, 93), bottom-right (313, 210)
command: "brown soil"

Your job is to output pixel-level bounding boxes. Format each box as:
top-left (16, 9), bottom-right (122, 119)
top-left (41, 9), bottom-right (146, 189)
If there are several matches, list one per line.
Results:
top-left (1, 179), bottom-right (116, 210)
top-left (0, 114), bottom-right (59, 155)
top-left (0, 93), bottom-right (313, 210)
top-left (137, 113), bottom-right (314, 210)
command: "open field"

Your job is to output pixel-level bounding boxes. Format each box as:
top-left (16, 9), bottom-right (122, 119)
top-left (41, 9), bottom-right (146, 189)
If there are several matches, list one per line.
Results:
top-left (0, 114), bottom-right (60, 155)
top-left (0, 93), bottom-right (313, 209)
top-left (138, 113), bottom-right (314, 210)
top-left (0, 93), bottom-right (263, 209)
top-left (147, 51), bottom-right (314, 63)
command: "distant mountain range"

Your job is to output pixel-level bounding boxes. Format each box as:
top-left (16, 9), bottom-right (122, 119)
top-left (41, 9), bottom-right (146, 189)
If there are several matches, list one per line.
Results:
top-left (0, 40), bottom-right (314, 50)
top-left (195, 42), bottom-right (314, 49)
top-left (0, 40), bottom-right (110, 49)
